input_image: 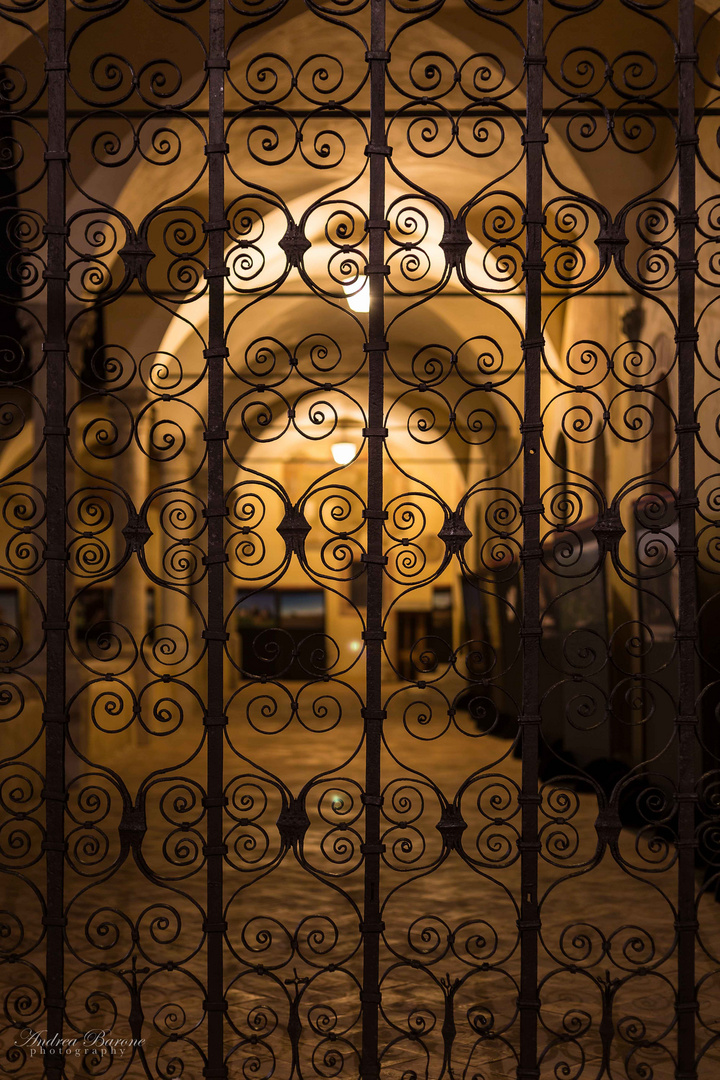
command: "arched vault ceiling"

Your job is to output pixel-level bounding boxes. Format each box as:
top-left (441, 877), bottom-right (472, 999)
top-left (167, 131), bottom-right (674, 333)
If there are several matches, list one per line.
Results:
top-left (7, 0), bottom-right (704, 221)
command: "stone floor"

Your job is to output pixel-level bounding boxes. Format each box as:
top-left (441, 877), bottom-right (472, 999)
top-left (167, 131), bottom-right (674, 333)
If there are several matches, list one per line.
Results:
top-left (1, 683), bottom-right (719, 1079)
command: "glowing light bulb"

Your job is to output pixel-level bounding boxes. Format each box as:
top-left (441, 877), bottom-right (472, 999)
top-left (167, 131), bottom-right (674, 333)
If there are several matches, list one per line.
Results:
top-left (342, 277), bottom-right (370, 312)
top-left (331, 441), bottom-right (357, 465)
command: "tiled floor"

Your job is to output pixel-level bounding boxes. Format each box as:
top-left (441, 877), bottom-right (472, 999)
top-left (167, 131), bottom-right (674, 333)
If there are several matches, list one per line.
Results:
top-left (2, 684), bottom-right (719, 1078)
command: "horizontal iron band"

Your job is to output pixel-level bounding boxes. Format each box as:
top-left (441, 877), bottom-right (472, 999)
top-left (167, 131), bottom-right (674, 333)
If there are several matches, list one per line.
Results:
top-left (517, 1070), bottom-right (540, 1080)
top-left (675, 52), bottom-right (699, 62)
top-left (361, 707), bottom-right (387, 720)
top-left (203, 429), bottom-right (229, 441)
top-left (202, 795), bottom-right (228, 807)
top-left (204, 506), bottom-right (229, 518)
top-left (44, 997), bottom-right (67, 1009)
top-left (204, 714), bottom-right (228, 727)
top-left (676, 715), bottom-right (700, 725)
top-left (42, 789), bottom-right (67, 803)
top-left (363, 508), bottom-right (388, 520)
top-left (43, 426), bottom-right (69, 437)
top-left (203, 219), bottom-right (230, 233)
top-left (203, 844), bottom-right (228, 857)
top-left (203, 999), bottom-right (228, 1012)
top-left (674, 920), bottom-right (700, 933)
top-left (43, 270), bottom-right (69, 280)
top-left (516, 840), bottom-right (542, 852)
top-left (203, 920), bottom-right (228, 933)
top-left (203, 347), bottom-right (230, 359)
top-left (41, 342), bottom-right (69, 353)
top-left (674, 630), bottom-right (697, 641)
top-left (520, 548), bottom-right (543, 561)
top-left (519, 626), bottom-right (542, 638)
top-left (521, 499), bottom-right (544, 512)
top-left (519, 793), bottom-right (542, 804)
top-left (676, 259), bottom-right (699, 272)
top-left (360, 990), bottom-right (383, 1004)
top-left (44, 150), bottom-right (69, 161)
top-left (516, 919), bottom-right (542, 931)
top-left (202, 630), bottom-right (229, 641)
top-left (360, 842), bottom-right (386, 854)
top-left (675, 212), bottom-right (699, 225)
top-left (364, 144), bottom-right (392, 156)
top-left (42, 840), bottom-right (68, 852)
top-left (204, 267), bottom-right (230, 279)
top-left (521, 339), bottom-right (545, 352)
top-left (365, 50), bottom-right (390, 61)
top-left (361, 793), bottom-right (384, 806)
top-left (362, 629), bottom-right (386, 641)
top-left (519, 714), bottom-right (542, 725)
top-left (42, 620), bottom-right (69, 631)
top-left (522, 259), bottom-right (546, 272)
top-left (523, 54), bottom-right (547, 65)
top-left (359, 920), bottom-right (385, 933)
top-left (675, 423), bottom-right (700, 435)
top-left (363, 341), bottom-right (389, 352)
top-left (203, 1068), bottom-right (229, 1079)
top-left (675, 330), bottom-right (699, 342)
top-left (676, 790), bottom-right (699, 800)
top-left (522, 213), bottom-right (547, 226)
top-left (522, 134), bottom-right (548, 144)
top-left (44, 549), bottom-right (68, 561)
top-left (364, 264), bottom-right (391, 275)
top-left (362, 427), bottom-right (388, 439)
top-left (43, 224), bottom-right (68, 236)
top-left (365, 219), bottom-right (390, 230)
top-left (204, 143), bottom-right (230, 155)
top-left (43, 712), bottom-right (69, 725)
top-left (361, 553), bottom-right (388, 566)
top-left (676, 545), bottom-right (699, 556)
top-left (44, 61), bottom-right (69, 72)
top-left (675, 1001), bottom-right (700, 1013)
top-left (42, 915), bottom-right (67, 927)
top-left (202, 553), bottom-right (229, 565)
top-left (204, 57), bottom-right (230, 69)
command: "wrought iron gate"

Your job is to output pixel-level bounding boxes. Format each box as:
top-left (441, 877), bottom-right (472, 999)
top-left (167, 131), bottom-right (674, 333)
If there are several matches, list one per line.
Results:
top-left (1, 0), bottom-right (719, 1076)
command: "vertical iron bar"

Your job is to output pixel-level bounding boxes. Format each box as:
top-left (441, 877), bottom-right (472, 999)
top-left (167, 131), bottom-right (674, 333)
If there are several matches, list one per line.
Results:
top-left (675, 1), bottom-right (698, 1076)
top-left (361, 0), bottom-right (388, 1075)
top-left (204, 2), bottom-right (228, 1077)
top-left (518, 0), bottom-right (544, 1076)
top-left (43, 1), bottom-right (67, 1076)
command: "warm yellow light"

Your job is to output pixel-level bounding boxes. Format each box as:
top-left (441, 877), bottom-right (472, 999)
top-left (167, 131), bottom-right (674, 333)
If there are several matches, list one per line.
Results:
top-left (331, 441), bottom-right (357, 465)
top-left (342, 278), bottom-right (370, 312)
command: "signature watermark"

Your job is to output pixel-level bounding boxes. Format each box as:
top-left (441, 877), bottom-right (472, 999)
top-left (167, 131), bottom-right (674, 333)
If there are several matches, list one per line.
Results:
top-left (15, 1029), bottom-right (145, 1058)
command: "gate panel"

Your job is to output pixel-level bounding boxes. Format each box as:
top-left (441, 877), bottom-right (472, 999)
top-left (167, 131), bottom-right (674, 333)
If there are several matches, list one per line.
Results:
top-left (374, 0), bottom-right (532, 1073)
top-left (221, 0), bottom-right (370, 1075)
top-left (695, 7), bottom-right (720, 1077)
top-left (535, 1), bottom-right (696, 1076)
top-left (0, 1), bottom-right (719, 1078)
top-left (59, 0), bottom-right (215, 1075)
